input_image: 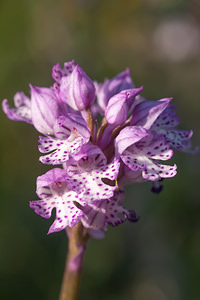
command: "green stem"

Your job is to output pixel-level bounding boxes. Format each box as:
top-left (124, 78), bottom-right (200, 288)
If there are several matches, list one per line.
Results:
top-left (59, 222), bottom-right (89, 300)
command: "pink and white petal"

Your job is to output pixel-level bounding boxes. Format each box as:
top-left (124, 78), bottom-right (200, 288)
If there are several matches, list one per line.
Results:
top-left (153, 105), bottom-right (180, 128)
top-left (142, 162), bottom-right (177, 181)
top-left (38, 136), bottom-right (60, 153)
top-left (65, 154), bottom-right (119, 201)
top-left (121, 151), bottom-right (177, 181)
top-left (39, 136), bottom-right (84, 165)
top-left (141, 139), bottom-right (173, 161)
top-left (98, 158), bottom-right (120, 181)
top-left (67, 170), bottom-right (117, 202)
top-left (164, 129), bottom-right (194, 151)
top-left (39, 150), bottom-right (70, 165)
top-left (47, 193), bottom-right (84, 234)
top-left (30, 191), bottom-right (86, 234)
top-left (30, 198), bottom-right (54, 219)
top-left (121, 152), bottom-right (146, 171)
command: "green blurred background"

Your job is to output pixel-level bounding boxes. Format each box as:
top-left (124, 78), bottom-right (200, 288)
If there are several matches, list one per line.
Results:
top-left (0, 0), bottom-right (200, 299)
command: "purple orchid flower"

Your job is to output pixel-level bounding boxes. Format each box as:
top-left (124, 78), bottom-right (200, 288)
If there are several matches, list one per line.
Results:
top-left (95, 68), bottom-right (134, 113)
top-left (2, 84), bottom-right (73, 135)
top-left (115, 127), bottom-right (177, 181)
top-left (30, 144), bottom-right (120, 234)
top-left (38, 113), bottom-right (91, 165)
top-left (81, 189), bottom-right (139, 231)
top-left (151, 104), bottom-right (198, 153)
top-left (65, 144), bottom-right (120, 202)
top-left (2, 60), bottom-right (196, 238)
top-left (30, 168), bottom-right (87, 234)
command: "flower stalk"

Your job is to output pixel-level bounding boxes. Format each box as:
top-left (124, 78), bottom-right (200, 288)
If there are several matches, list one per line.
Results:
top-left (59, 222), bottom-right (89, 300)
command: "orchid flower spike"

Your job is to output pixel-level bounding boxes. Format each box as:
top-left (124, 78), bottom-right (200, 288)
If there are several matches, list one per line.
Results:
top-left (2, 60), bottom-right (196, 236)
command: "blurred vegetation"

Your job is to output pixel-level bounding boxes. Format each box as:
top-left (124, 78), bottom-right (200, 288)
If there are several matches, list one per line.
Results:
top-left (0, 0), bottom-right (199, 299)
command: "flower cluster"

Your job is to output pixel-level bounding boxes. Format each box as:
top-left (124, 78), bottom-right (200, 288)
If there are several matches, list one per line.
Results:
top-left (2, 60), bottom-right (196, 236)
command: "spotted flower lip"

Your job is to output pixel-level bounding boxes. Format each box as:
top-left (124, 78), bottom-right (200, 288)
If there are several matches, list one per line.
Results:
top-left (30, 168), bottom-right (87, 234)
top-left (116, 129), bottom-right (177, 181)
top-left (151, 104), bottom-right (199, 153)
top-left (38, 113), bottom-right (91, 165)
top-left (65, 145), bottom-right (120, 202)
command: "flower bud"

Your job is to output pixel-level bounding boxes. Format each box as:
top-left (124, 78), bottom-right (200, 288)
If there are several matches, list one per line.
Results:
top-left (105, 87), bottom-right (143, 126)
top-left (60, 65), bottom-right (95, 111)
top-left (95, 68), bottom-right (135, 113)
top-left (30, 85), bottom-right (61, 135)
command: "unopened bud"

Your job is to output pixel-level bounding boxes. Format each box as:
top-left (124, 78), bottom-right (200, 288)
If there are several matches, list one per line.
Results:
top-left (60, 65), bottom-right (95, 111)
top-left (30, 85), bottom-right (61, 134)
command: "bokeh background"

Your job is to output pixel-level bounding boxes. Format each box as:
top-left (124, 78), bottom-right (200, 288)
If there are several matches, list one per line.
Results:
top-left (0, 0), bottom-right (200, 299)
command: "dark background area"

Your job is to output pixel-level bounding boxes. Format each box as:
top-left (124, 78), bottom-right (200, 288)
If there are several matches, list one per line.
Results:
top-left (0, 1), bottom-right (200, 299)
